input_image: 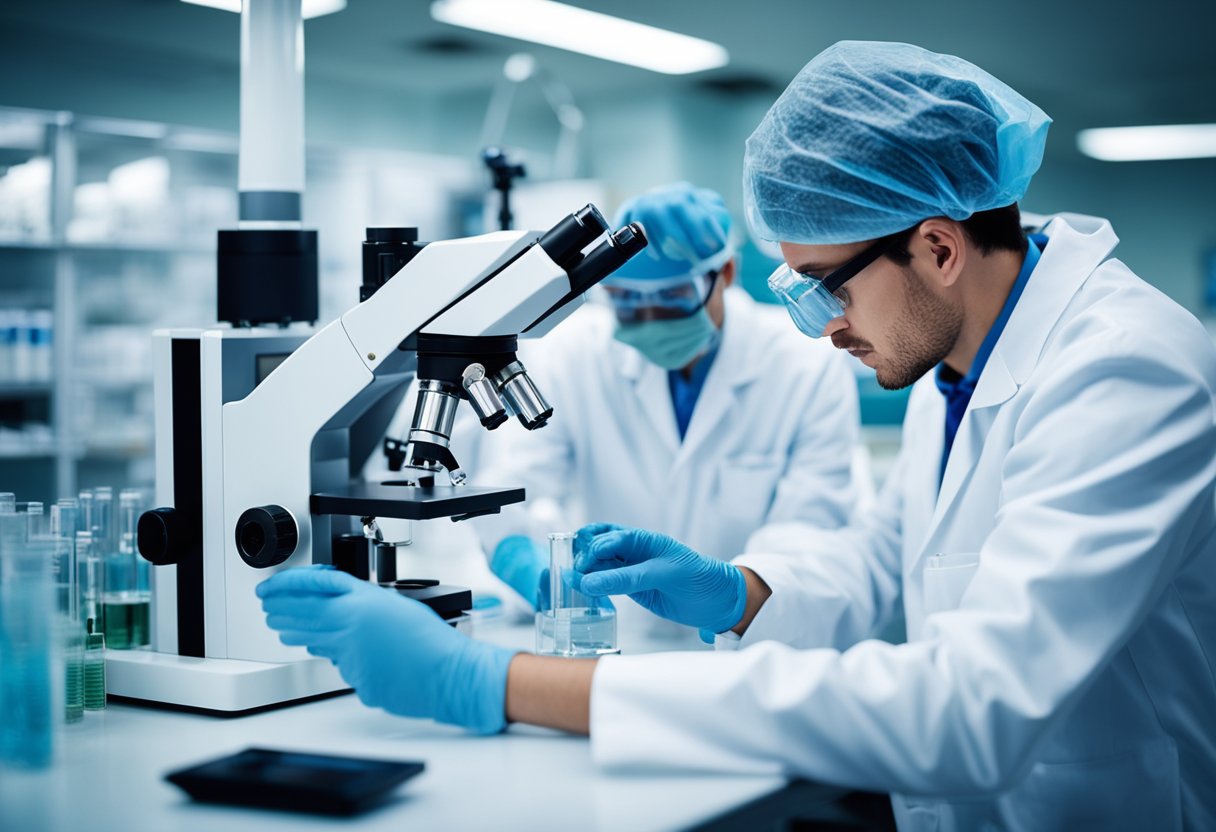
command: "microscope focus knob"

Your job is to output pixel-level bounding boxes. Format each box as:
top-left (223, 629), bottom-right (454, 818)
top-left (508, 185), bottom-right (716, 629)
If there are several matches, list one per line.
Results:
top-left (137, 507), bottom-right (196, 566)
top-left (235, 505), bottom-right (298, 568)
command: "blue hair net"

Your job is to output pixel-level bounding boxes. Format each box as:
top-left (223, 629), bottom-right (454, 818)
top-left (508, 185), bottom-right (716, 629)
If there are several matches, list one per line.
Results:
top-left (743, 41), bottom-right (1051, 245)
top-left (609, 182), bottom-right (733, 282)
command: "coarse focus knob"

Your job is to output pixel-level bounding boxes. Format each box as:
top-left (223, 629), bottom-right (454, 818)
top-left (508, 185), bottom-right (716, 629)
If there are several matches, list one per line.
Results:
top-left (235, 505), bottom-right (298, 568)
top-left (137, 507), bottom-right (196, 566)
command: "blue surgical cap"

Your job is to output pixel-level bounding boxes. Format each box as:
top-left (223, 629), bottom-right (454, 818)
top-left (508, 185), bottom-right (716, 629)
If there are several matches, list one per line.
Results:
top-left (610, 182), bottom-right (734, 282)
top-left (743, 41), bottom-right (1051, 245)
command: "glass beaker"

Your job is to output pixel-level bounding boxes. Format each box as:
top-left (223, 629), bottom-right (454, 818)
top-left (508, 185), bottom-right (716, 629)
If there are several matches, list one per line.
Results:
top-left (534, 532), bottom-right (618, 657)
top-left (0, 510), bottom-right (56, 768)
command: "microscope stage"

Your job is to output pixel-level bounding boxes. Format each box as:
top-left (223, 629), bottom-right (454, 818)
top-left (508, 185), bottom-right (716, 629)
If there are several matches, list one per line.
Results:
top-left (310, 483), bottom-right (524, 520)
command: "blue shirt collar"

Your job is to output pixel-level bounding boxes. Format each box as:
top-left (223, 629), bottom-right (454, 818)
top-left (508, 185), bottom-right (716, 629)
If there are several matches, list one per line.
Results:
top-left (667, 336), bottom-right (721, 440)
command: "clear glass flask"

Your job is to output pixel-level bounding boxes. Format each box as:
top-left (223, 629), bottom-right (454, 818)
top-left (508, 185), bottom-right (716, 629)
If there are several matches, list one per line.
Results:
top-left (101, 488), bottom-right (149, 649)
top-left (535, 532), bottom-right (618, 657)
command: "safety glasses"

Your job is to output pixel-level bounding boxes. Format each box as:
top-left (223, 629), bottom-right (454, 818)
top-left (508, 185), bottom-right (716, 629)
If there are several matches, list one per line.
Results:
top-left (603, 270), bottom-right (720, 324)
top-left (767, 237), bottom-right (896, 338)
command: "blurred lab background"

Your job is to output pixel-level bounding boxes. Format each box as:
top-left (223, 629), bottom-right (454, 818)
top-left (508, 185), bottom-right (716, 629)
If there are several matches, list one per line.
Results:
top-left (0, 0), bottom-right (1212, 503)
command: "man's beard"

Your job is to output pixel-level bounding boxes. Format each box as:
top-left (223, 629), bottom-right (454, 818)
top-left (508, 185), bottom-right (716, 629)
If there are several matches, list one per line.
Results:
top-left (875, 270), bottom-right (962, 390)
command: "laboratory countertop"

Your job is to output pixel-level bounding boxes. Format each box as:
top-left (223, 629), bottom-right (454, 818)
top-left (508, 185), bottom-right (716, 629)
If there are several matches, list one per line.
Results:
top-left (0, 698), bottom-right (795, 832)
top-left (0, 621), bottom-right (823, 832)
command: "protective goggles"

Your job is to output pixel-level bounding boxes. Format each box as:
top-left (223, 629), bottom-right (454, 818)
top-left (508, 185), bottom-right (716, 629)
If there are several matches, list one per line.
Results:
top-left (602, 270), bottom-right (720, 324)
top-left (767, 237), bottom-right (895, 338)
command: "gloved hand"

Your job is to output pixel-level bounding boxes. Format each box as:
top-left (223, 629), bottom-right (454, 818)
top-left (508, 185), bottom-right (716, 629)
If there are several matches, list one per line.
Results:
top-left (489, 535), bottom-right (547, 610)
top-left (573, 523), bottom-right (746, 639)
top-left (257, 565), bottom-right (516, 734)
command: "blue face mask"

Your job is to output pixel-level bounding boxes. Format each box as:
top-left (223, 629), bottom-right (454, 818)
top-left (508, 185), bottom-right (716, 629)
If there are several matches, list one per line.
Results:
top-left (613, 309), bottom-right (719, 371)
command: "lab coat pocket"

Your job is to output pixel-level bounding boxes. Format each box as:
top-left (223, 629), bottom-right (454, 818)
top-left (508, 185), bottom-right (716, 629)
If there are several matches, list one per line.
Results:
top-left (717, 453), bottom-right (783, 526)
top-left (922, 552), bottom-right (980, 615)
top-left (1001, 739), bottom-right (1181, 830)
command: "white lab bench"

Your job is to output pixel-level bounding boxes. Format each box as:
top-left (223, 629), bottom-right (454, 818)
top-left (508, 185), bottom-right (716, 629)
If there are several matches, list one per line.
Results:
top-left (0, 621), bottom-right (889, 832)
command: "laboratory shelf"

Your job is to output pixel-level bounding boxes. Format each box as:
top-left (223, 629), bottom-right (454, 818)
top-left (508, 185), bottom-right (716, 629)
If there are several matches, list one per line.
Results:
top-left (0, 237), bottom-right (57, 250)
top-left (0, 239), bottom-right (213, 255)
top-left (66, 241), bottom-right (215, 255)
top-left (0, 447), bottom-right (57, 459)
top-left (0, 382), bottom-right (54, 397)
top-left (78, 443), bottom-right (152, 459)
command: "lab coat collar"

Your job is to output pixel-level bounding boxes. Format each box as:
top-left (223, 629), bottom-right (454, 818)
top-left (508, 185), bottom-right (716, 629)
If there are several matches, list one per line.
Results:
top-left (928, 214), bottom-right (1118, 549)
top-left (965, 214), bottom-right (1117, 411)
top-left (1000, 213), bottom-right (1118, 385)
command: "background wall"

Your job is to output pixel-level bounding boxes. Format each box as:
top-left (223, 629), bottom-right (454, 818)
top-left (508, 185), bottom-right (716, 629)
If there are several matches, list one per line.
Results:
top-left (1, 0), bottom-right (1212, 313)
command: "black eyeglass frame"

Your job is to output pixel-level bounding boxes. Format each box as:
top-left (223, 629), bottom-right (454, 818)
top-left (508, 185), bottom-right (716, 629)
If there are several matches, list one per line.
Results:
top-left (810, 235), bottom-right (903, 296)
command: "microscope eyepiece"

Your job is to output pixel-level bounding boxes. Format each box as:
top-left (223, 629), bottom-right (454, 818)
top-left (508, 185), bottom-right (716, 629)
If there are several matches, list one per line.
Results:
top-left (567, 221), bottom-right (649, 294)
top-left (538, 203), bottom-right (610, 272)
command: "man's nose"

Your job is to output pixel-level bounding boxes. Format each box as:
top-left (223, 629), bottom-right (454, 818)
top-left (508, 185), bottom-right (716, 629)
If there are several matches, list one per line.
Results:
top-left (821, 315), bottom-right (848, 340)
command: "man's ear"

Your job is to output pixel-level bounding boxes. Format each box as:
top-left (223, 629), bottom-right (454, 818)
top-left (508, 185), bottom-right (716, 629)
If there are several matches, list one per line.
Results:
top-left (720, 257), bottom-right (736, 288)
top-left (910, 218), bottom-right (965, 288)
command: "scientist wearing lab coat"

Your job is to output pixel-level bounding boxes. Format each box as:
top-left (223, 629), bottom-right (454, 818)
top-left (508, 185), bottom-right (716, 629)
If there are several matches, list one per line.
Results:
top-left (473, 181), bottom-right (862, 647)
top-left (259, 41), bottom-right (1216, 831)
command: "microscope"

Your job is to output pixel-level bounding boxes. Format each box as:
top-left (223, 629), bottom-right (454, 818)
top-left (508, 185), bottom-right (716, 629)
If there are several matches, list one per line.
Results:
top-left (107, 207), bottom-right (645, 713)
top-left (101, 0), bottom-right (645, 714)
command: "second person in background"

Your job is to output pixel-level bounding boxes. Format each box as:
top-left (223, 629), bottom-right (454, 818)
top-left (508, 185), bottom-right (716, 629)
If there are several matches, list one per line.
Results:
top-left (475, 181), bottom-right (862, 648)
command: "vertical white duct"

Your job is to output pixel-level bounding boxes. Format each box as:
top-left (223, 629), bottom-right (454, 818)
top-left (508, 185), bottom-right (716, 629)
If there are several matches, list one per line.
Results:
top-left (239, 0), bottom-right (304, 226)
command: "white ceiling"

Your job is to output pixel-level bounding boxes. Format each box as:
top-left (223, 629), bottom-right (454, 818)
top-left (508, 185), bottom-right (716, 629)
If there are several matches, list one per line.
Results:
top-left (2, 0), bottom-right (1213, 130)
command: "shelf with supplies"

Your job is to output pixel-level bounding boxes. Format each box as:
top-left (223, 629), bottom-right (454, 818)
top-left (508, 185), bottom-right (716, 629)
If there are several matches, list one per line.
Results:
top-left (0, 103), bottom-right (483, 503)
top-left (0, 105), bottom-right (235, 502)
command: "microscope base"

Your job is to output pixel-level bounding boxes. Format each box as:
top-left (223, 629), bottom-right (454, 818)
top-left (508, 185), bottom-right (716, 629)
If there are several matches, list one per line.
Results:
top-left (104, 650), bottom-right (347, 715)
top-left (105, 614), bottom-right (474, 715)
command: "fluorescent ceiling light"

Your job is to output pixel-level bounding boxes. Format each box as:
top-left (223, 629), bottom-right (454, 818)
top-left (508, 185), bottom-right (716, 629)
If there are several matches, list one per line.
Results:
top-left (180, 0), bottom-right (347, 20)
top-left (1077, 123), bottom-right (1216, 162)
top-left (430, 0), bottom-right (729, 75)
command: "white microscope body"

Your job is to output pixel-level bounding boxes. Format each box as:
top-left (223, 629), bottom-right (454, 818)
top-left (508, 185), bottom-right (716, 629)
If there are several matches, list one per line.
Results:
top-left (107, 209), bottom-right (645, 712)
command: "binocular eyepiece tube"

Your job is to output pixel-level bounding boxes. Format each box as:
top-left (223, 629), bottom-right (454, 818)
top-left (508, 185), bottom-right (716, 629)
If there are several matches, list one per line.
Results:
top-left (568, 222), bottom-right (648, 294)
top-left (538, 204), bottom-right (610, 273)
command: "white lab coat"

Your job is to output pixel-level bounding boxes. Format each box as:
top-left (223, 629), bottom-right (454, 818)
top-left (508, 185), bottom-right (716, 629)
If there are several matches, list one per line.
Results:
top-left (474, 288), bottom-right (861, 645)
top-left (590, 214), bottom-right (1216, 830)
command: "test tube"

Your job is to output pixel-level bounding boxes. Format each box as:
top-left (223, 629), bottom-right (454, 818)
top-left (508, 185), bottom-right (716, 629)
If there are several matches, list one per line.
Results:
top-left (83, 619), bottom-right (106, 711)
top-left (75, 531), bottom-right (101, 638)
top-left (77, 490), bottom-right (94, 538)
top-left (103, 489), bottom-right (149, 649)
top-left (534, 532), bottom-right (618, 657)
top-left (25, 501), bottom-right (47, 540)
top-left (50, 503), bottom-right (84, 724)
top-left (91, 487), bottom-right (115, 555)
top-left (52, 498), bottom-right (79, 540)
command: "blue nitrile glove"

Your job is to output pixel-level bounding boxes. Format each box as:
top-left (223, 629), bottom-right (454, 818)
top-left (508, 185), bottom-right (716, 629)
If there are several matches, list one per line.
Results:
top-left (573, 523), bottom-right (747, 641)
top-left (489, 535), bottom-right (547, 610)
top-left (257, 565), bottom-right (517, 734)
